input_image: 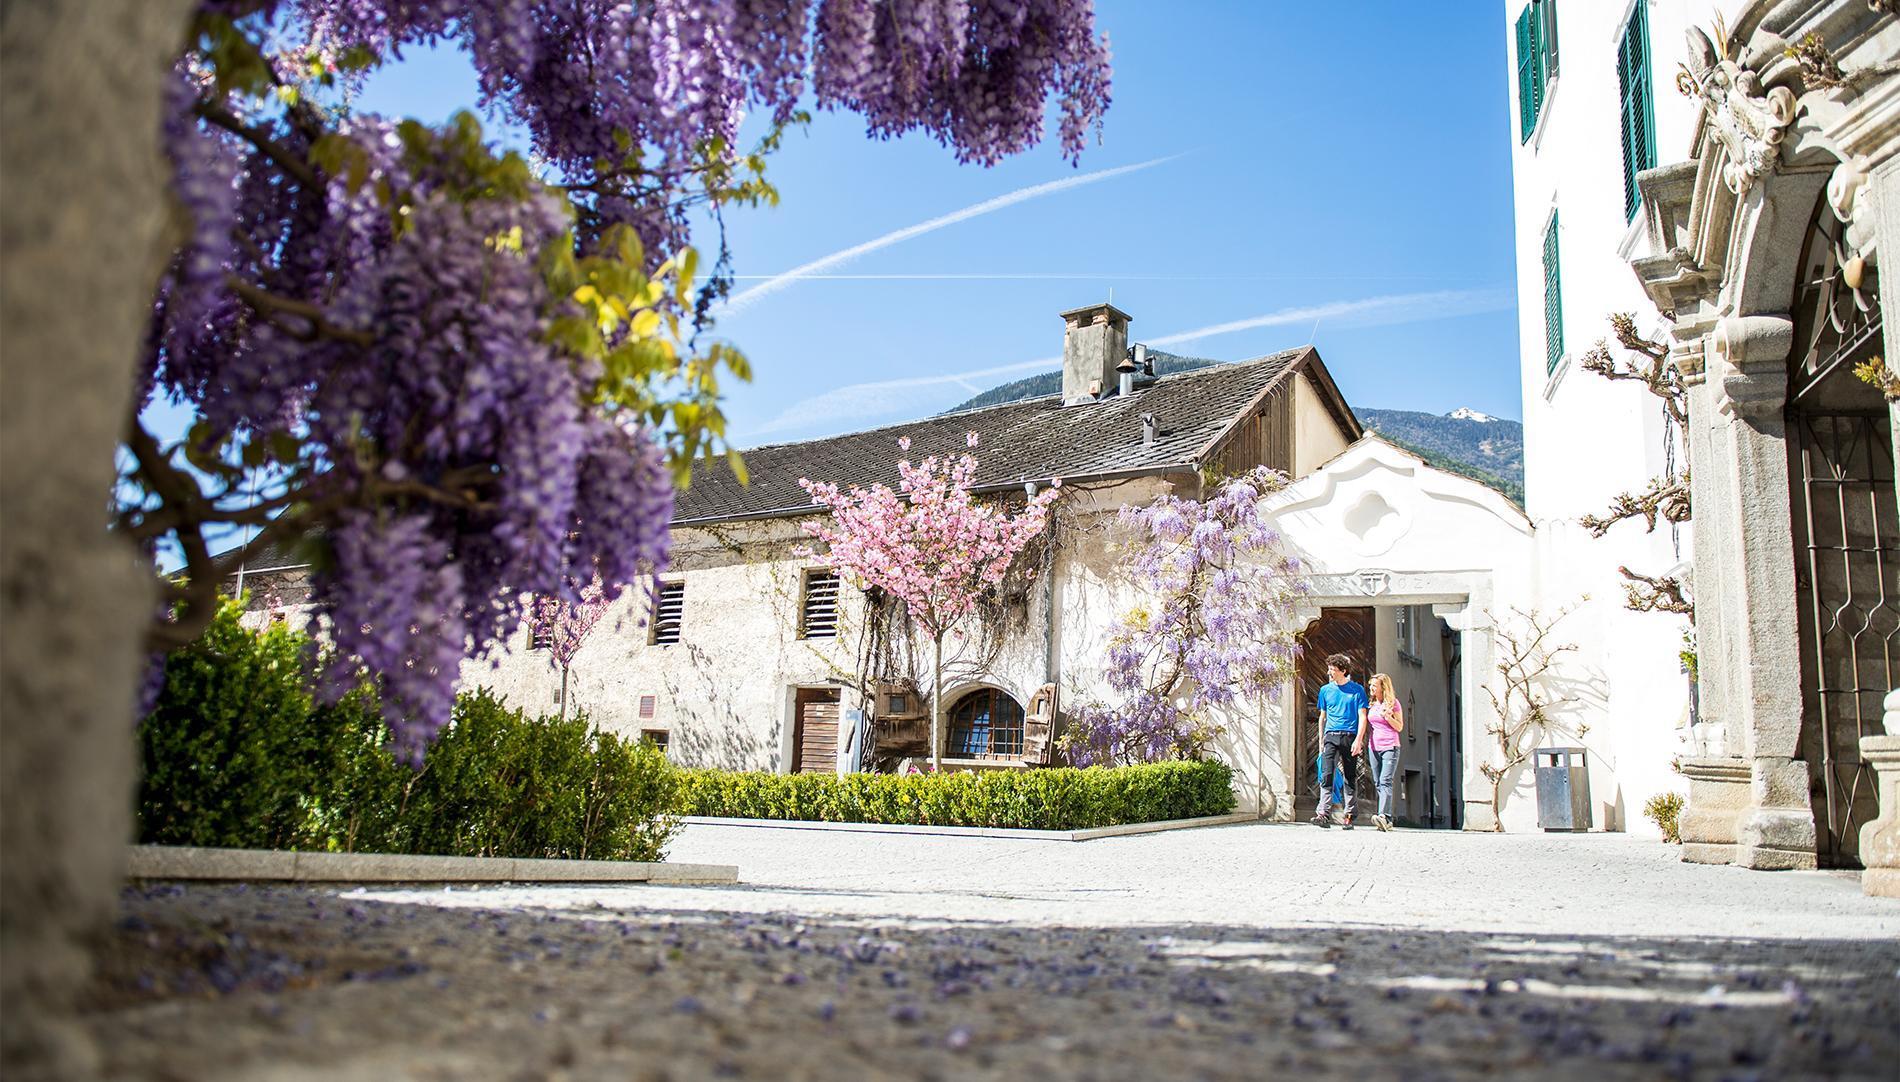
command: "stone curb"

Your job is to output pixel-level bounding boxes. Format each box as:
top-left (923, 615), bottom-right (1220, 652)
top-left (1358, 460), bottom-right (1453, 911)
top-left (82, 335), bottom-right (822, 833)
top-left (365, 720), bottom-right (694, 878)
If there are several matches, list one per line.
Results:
top-left (126, 845), bottom-right (737, 885)
top-left (679, 812), bottom-right (1259, 842)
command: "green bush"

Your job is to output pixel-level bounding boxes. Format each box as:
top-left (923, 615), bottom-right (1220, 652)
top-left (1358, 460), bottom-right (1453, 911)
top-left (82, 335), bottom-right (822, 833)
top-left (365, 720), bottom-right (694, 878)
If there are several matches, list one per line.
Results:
top-left (139, 607), bottom-right (321, 850)
top-left (676, 759), bottom-right (1236, 831)
top-left (139, 603), bottom-right (679, 862)
top-left (1644, 791), bottom-right (1685, 844)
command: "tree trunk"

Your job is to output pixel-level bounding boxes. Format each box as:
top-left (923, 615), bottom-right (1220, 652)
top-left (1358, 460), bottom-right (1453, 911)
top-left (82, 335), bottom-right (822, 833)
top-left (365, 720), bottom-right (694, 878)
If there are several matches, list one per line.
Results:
top-left (930, 634), bottom-right (943, 772)
top-left (559, 665), bottom-right (570, 720)
top-left (1, 2), bottom-right (194, 1074)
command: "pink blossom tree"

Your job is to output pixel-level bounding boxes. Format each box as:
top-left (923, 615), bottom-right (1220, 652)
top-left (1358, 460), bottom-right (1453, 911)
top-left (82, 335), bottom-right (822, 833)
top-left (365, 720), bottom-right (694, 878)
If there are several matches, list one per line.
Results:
top-left (527, 578), bottom-right (612, 720)
top-left (799, 434), bottom-right (1059, 770)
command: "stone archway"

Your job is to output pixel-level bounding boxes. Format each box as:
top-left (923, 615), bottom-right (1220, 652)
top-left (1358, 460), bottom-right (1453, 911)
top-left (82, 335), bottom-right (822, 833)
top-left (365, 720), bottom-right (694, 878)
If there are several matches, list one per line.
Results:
top-left (1784, 184), bottom-right (1899, 866)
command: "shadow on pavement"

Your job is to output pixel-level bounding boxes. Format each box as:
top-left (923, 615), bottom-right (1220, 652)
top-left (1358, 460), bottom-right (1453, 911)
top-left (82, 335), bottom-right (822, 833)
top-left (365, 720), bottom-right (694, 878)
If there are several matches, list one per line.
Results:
top-left (80, 882), bottom-right (1898, 1081)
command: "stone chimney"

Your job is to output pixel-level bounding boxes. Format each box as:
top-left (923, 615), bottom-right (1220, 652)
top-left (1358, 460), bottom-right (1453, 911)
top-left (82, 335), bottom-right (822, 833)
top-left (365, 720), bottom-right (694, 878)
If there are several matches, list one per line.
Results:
top-left (1060, 302), bottom-right (1131, 405)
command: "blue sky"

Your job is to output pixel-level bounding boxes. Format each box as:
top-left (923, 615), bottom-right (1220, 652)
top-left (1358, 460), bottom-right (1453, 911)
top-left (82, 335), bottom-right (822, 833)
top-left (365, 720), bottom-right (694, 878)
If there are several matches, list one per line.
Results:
top-left (185, 2), bottom-right (1521, 454)
top-left (693, 1), bottom-right (1524, 443)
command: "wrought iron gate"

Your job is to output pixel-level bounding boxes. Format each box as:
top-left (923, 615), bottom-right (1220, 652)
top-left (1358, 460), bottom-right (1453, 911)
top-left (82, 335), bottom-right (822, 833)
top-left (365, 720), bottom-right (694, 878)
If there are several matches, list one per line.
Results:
top-left (1787, 190), bottom-right (1895, 867)
top-left (1790, 410), bottom-right (1898, 866)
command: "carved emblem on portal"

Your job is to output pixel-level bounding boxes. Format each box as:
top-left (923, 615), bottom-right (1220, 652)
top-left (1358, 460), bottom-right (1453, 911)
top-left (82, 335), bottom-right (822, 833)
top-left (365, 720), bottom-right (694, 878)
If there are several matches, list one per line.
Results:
top-left (1355, 571), bottom-right (1391, 596)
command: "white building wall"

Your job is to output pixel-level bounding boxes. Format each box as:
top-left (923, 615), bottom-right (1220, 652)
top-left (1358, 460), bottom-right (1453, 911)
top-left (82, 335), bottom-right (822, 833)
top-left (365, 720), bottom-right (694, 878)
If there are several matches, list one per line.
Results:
top-left (1502, 0), bottom-right (1740, 834)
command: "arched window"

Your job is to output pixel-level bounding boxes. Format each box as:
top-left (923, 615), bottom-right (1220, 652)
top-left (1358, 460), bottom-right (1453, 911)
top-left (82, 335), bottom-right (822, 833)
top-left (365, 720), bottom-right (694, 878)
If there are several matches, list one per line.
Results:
top-left (947, 688), bottom-right (1024, 760)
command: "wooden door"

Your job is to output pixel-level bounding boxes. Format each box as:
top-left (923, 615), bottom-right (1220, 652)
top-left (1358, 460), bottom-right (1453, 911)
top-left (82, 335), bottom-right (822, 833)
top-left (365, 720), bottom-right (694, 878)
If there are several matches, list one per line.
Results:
top-left (1295, 607), bottom-right (1374, 808)
top-left (792, 688), bottom-right (840, 774)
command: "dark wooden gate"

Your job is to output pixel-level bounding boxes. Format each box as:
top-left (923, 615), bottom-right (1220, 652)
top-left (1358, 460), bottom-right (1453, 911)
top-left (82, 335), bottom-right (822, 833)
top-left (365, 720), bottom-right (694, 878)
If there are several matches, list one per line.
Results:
top-left (1295, 607), bottom-right (1374, 811)
top-left (792, 688), bottom-right (840, 774)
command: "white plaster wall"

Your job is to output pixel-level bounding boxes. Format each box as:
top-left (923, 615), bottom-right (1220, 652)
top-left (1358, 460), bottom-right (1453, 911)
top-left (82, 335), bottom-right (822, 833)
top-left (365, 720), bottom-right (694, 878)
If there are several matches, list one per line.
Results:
top-left (1501, 0), bottom-right (1728, 835)
top-left (1293, 371), bottom-right (1352, 476)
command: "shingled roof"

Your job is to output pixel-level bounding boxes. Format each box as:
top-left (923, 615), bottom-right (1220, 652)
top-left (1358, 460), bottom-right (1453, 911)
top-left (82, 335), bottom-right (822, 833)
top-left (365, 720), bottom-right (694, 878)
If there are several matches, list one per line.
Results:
top-left (676, 346), bottom-right (1349, 524)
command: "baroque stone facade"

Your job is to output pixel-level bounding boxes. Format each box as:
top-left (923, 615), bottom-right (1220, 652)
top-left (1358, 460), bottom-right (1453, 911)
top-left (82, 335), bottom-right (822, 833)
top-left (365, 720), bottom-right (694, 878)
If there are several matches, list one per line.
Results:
top-left (1627, 0), bottom-right (1900, 887)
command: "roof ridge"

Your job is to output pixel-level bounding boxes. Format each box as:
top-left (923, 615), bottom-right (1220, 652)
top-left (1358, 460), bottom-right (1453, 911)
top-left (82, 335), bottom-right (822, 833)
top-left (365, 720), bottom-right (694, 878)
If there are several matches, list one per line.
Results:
top-left (737, 347), bottom-right (1305, 454)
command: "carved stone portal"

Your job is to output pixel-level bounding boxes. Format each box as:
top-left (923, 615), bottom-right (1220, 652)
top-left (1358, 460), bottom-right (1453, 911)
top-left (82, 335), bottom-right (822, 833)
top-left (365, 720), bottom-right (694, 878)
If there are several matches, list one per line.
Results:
top-left (1679, 25), bottom-right (1798, 196)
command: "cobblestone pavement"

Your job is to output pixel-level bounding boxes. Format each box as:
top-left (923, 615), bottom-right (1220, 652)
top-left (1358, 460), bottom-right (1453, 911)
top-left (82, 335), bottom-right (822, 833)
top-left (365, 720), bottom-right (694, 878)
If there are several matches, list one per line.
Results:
top-left (79, 824), bottom-right (1900, 1081)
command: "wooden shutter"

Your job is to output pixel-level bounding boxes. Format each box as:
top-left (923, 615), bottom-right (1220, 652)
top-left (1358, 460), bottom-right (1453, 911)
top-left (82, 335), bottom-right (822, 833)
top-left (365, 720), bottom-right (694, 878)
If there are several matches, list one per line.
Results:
top-left (650, 581), bottom-right (685, 645)
top-left (792, 688), bottom-right (840, 774)
top-left (800, 571), bottom-right (839, 639)
top-left (1617, 2), bottom-right (1656, 221)
top-left (1543, 212), bottom-right (1564, 372)
top-left (1515, 5), bottom-right (1538, 144)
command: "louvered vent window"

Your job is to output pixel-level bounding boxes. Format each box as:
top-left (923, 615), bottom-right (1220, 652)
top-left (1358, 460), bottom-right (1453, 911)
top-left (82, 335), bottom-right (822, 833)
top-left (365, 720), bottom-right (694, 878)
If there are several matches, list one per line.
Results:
top-left (650, 581), bottom-right (685, 645)
top-left (800, 570), bottom-right (839, 639)
top-left (638, 694), bottom-right (657, 719)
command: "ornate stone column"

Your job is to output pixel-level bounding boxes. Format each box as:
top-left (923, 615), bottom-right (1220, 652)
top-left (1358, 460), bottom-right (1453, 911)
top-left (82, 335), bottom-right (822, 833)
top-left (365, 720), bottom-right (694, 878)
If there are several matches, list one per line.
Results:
top-left (1706, 314), bottom-right (1818, 869)
top-left (1672, 335), bottom-right (1750, 862)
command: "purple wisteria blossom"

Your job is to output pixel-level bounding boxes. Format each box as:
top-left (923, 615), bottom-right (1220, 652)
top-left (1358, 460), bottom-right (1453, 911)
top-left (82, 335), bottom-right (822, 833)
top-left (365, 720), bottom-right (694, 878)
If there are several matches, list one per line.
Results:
top-left (1063, 467), bottom-right (1307, 767)
top-left (122, 1), bottom-right (1111, 758)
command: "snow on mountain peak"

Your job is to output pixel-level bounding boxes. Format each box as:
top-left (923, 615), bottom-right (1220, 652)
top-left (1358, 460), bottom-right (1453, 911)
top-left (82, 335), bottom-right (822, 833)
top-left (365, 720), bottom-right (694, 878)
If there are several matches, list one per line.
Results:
top-left (1448, 407), bottom-right (1495, 423)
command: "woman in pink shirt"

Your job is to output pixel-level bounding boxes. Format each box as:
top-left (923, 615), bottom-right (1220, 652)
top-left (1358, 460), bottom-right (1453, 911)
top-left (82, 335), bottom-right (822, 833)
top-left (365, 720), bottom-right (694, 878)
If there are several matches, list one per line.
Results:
top-left (1366, 673), bottom-right (1404, 832)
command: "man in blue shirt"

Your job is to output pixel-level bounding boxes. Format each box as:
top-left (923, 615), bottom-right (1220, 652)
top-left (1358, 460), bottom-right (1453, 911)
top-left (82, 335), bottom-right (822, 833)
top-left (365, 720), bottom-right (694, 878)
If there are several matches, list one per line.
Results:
top-left (1311, 652), bottom-right (1369, 829)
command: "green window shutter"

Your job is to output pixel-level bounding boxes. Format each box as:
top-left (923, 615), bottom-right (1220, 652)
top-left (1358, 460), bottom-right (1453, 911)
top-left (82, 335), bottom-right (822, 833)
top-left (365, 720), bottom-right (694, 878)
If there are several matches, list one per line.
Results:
top-left (1617, 2), bottom-right (1657, 221)
top-left (1516, 6), bottom-right (1537, 143)
top-left (1543, 212), bottom-right (1564, 373)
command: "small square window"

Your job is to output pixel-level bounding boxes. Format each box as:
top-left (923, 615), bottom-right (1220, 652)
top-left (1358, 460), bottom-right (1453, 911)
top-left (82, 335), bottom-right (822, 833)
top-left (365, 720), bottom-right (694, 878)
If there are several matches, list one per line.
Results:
top-left (641, 729), bottom-right (669, 755)
top-left (887, 693), bottom-right (909, 715)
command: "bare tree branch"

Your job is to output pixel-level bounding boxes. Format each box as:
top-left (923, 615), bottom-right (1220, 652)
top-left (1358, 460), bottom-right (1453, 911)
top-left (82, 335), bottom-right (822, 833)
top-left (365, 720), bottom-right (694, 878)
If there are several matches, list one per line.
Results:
top-left (1619, 567), bottom-right (1694, 619)
top-left (1579, 313), bottom-right (1686, 430)
top-left (1579, 473), bottom-right (1692, 537)
top-left (1478, 605), bottom-right (1579, 831)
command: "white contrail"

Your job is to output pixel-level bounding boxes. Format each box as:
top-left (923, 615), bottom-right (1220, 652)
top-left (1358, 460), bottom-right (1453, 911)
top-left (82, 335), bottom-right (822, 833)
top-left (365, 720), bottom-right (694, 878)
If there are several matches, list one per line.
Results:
top-left (720, 154), bottom-right (1182, 314)
top-left (745, 288), bottom-right (1513, 441)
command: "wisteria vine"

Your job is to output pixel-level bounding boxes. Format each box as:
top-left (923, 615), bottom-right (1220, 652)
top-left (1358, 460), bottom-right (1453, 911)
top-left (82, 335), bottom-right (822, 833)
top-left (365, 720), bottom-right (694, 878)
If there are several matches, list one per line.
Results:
top-left (1063, 467), bottom-right (1307, 768)
top-left (121, 1), bottom-right (1112, 759)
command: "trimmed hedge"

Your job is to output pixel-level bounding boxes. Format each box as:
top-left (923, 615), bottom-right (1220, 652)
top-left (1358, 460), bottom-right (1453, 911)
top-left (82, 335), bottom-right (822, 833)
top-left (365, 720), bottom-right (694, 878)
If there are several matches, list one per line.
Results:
top-left (140, 602), bottom-right (679, 862)
top-left (676, 759), bottom-right (1235, 831)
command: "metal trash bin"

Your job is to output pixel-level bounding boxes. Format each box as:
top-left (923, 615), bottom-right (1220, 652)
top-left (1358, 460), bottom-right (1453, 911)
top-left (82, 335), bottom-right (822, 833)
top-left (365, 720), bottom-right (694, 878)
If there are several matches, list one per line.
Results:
top-left (1534, 747), bottom-right (1592, 832)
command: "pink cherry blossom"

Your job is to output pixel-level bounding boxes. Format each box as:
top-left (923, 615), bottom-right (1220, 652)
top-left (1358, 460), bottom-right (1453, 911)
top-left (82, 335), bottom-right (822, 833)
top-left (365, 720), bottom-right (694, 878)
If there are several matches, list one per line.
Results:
top-left (798, 434), bottom-right (1059, 769)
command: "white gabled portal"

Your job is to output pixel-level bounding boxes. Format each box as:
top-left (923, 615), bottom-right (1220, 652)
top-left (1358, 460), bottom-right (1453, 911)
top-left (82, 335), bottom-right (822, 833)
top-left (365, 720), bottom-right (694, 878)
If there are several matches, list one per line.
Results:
top-left (1260, 436), bottom-right (1558, 831)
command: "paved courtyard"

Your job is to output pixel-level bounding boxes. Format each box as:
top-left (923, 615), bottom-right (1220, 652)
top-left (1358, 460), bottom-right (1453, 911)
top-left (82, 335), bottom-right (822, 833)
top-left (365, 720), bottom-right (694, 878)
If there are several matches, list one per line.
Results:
top-left (83, 823), bottom-right (1900, 1081)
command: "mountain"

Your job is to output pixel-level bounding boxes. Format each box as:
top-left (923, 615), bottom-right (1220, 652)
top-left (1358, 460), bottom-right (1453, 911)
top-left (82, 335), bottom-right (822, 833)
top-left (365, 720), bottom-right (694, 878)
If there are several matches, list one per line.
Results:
top-left (947, 349), bottom-right (1222, 412)
top-left (1356, 408), bottom-right (1523, 505)
top-left (948, 360), bottom-right (1525, 505)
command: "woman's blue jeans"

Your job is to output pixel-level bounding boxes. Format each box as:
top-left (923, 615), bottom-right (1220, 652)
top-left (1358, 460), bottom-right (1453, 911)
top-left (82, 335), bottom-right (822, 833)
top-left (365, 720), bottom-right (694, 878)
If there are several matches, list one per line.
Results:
top-left (1369, 747), bottom-right (1399, 819)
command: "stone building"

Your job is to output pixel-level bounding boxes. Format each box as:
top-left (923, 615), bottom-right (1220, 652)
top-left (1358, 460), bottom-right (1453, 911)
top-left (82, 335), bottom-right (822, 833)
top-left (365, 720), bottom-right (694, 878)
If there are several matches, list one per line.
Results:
top-left (235, 303), bottom-right (1549, 826)
top-left (439, 304), bottom-right (1553, 828)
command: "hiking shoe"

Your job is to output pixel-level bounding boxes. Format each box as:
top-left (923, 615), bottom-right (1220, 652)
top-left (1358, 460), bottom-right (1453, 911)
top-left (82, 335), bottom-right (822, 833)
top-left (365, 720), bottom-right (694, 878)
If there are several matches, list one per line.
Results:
top-left (1341, 816), bottom-right (1354, 830)
top-left (1309, 814), bottom-right (1331, 828)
